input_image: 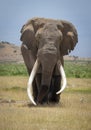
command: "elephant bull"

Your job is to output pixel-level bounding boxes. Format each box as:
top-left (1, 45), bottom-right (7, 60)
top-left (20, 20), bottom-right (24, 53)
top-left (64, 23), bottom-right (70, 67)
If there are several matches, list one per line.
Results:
top-left (20, 17), bottom-right (78, 105)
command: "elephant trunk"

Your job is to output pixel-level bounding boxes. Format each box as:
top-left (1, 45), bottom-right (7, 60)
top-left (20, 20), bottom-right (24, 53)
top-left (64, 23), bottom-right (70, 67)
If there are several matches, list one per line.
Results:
top-left (37, 53), bottom-right (57, 103)
top-left (37, 71), bottom-right (53, 103)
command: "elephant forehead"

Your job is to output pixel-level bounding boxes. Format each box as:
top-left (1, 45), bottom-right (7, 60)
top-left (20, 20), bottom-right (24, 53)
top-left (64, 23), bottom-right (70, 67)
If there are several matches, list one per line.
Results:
top-left (35, 23), bottom-right (62, 41)
top-left (41, 27), bottom-right (61, 38)
top-left (43, 23), bottom-right (59, 33)
top-left (36, 23), bottom-right (58, 34)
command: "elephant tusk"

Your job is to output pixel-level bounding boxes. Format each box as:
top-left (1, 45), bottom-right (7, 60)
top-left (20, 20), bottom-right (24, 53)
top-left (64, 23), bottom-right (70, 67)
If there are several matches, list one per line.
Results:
top-left (56, 61), bottom-right (67, 94)
top-left (27, 59), bottom-right (39, 105)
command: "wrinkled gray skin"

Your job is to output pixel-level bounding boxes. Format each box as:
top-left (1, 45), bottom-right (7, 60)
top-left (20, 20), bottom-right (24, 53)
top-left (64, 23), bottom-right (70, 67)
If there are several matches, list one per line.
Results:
top-left (20, 18), bottom-right (78, 104)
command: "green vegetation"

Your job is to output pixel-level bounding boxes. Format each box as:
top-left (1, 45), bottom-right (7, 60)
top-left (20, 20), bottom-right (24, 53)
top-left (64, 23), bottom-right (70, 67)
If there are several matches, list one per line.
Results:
top-left (0, 63), bottom-right (28, 76)
top-left (0, 60), bottom-right (91, 78)
top-left (64, 61), bottom-right (91, 78)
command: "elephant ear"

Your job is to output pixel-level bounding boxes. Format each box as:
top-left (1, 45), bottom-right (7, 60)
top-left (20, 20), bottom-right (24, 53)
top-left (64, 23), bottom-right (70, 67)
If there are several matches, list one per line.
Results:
top-left (20, 23), bottom-right (36, 50)
top-left (20, 18), bottom-right (45, 49)
top-left (59, 20), bottom-right (78, 55)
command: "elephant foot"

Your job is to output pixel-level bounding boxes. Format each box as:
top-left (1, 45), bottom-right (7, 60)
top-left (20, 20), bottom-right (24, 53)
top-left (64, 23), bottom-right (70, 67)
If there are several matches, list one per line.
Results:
top-left (48, 93), bottom-right (60, 103)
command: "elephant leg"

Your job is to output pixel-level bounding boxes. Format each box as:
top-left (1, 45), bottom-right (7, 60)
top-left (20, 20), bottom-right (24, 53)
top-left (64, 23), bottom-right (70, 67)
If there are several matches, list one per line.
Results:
top-left (32, 78), bottom-right (38, 102)
top-left (49, 75), bottom-right (61, 103)
top-left (36, 74), bottom-right (41, 93)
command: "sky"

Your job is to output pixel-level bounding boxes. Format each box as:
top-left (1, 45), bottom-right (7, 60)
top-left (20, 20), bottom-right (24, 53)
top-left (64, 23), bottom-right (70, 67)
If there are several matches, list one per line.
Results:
top-left (0, 0), bottom-right (91, 57)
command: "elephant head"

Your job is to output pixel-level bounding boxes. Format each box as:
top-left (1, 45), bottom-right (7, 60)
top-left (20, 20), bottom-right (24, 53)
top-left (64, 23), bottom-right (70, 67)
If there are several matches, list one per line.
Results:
top-left (20, 18), bottom-right (78, 105)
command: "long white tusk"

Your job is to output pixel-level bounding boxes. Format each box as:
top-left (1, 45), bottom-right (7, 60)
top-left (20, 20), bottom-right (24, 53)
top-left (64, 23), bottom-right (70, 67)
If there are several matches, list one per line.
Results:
top-left (27, 59), bottom-right (39, 105)
top-left (56, 61), bottom-right (67, 94)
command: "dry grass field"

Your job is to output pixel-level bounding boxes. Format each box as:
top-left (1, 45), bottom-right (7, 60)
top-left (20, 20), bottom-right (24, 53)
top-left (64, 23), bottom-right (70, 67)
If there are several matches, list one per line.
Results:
top-left (0, 76), bottom-right (91, 130)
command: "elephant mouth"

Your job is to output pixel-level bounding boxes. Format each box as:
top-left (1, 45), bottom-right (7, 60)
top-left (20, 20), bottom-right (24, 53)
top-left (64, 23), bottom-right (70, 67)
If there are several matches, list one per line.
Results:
top-left (27, 59), bottom-right (67, 105)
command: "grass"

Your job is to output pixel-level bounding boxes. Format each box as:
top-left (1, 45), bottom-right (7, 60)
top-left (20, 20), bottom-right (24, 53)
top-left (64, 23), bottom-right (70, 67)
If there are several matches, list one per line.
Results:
top-left (0, 60), bottom-right (91, 78)
top-left (0, 76), bottom-right (91, 130)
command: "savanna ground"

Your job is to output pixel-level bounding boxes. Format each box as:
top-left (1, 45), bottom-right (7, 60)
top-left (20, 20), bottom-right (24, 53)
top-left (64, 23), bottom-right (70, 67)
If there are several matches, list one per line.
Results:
top-left (0, 61), bottom-right (91, 130)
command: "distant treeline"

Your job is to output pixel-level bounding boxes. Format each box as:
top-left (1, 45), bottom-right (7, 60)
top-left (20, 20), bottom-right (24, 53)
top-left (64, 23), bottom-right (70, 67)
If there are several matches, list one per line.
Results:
top-left (0, 41), bottom-right (10, 44)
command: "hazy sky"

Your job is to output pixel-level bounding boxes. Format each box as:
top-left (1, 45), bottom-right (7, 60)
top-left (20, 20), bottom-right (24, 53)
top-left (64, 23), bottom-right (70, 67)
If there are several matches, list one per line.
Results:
top-left (0, 0), bottom-right (91, 57)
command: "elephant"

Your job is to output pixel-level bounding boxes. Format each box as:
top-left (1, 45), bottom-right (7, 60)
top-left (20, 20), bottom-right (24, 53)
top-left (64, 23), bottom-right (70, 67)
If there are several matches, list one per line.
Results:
top-left (20, 17), bottom-right (78, 105)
